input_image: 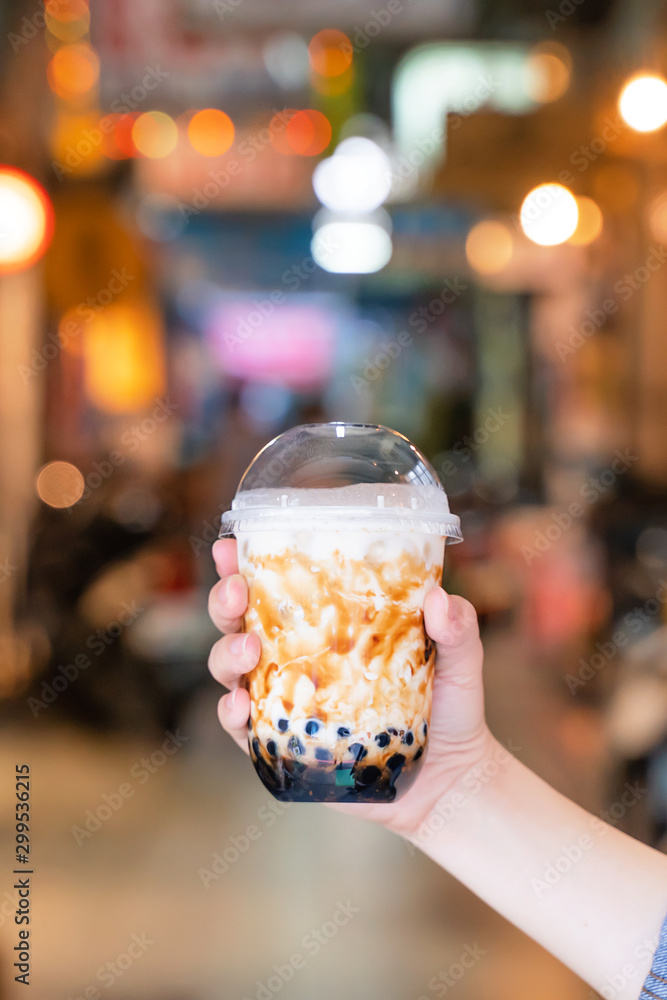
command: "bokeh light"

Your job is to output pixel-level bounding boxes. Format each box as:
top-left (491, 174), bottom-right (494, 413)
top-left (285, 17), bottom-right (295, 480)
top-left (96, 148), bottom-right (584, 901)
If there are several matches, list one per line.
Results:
top-left (526, 48), bottom-right (571, 103)
top-left (82, 303), bottom-right (166, 413)
top-left (132, 112), bottom-right (178, 158)
top-left (108, 114), bottom-right (138, 158)
top-left (648, 191), bottom-right (667, 243)
top-left (0, 167), bottom-right (54, 273)
top-left (187, 109), bottom-right (235, 157)
top-left (568, 196), bottom-right (603, 245)
top-left (285, 110), bottom-right (332, 156)
top-left (263, 33), bottom-right (310, 89)
top-left (465, 220), bottom-right (514, 274)
top-left (312, 220), bottom-right (392, 274)
top-left (45, 1), bottom-right (90, 43)
top-left (519, 183), bottom-right (579, 246)
top-left (308, 29), bottom-right (353, 78)
top-left (50, 112), bottom-right (107, 175)
top-left (619, 74), bottom-right (667, 132)
top-left (313, 137), bottom-right (391, 212)
top-left (47, 43), bottom-right (99, 100)
top-left (36, 461), bottom-right (85, 508)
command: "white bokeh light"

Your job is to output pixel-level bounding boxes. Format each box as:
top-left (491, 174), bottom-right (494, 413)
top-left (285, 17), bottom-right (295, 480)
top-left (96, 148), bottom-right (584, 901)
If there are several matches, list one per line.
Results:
top-left (312, 137), bottom-right (392, 213)
top-left (619, 75), bottom-right (667, 132)
top-left (0, 170), bottom-right (52, 270)
top-left (311, 219), bottom-right (392, 274)
top-left (519, 183), bottom-right (578, 246)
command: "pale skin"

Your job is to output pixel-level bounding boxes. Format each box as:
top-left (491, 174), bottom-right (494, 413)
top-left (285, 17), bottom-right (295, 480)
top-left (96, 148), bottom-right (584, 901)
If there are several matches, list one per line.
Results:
top-left (209, 538), bottom-right (667, 999)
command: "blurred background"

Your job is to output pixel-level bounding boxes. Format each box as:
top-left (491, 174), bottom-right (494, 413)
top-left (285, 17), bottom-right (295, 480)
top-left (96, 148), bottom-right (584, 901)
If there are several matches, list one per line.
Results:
top-left (1, 0), bottom-right (667, 997)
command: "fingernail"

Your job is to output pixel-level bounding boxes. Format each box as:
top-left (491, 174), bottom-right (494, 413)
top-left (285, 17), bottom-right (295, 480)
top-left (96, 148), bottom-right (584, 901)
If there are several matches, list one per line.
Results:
top-left (222, 576), bottom-right (239, 604)
top-left (229, 633), bottom-right (247, 656)
top-left (432, 587), bottom-right (449, 617)
top-left (229, 688), bottom-right (238, 710)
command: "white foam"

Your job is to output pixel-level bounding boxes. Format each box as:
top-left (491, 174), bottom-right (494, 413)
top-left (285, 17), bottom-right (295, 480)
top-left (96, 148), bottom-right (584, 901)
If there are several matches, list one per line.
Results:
top-left (239, 529), bottom-right (445, 568)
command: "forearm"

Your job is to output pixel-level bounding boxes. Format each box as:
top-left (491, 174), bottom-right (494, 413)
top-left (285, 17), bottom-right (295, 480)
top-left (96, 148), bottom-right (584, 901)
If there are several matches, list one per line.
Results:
top-left (408, 737), bottom-right (667, 999)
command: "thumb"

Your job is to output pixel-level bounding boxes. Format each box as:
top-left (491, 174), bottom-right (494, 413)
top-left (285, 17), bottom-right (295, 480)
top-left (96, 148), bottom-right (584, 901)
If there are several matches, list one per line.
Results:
top-left (424, 587), bottom-right (484, 689)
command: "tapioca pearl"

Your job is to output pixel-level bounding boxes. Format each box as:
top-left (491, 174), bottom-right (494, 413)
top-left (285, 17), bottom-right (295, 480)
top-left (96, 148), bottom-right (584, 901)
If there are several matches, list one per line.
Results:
top-left (337, 726), bottom-right (351, 738)
top-left (305, 720), bottom-right (320, 736)
top-left (414, 747), bottom-right (423, 761)
top-left (387, 753), bottom-right (406, 772)
top-left (375, 732), bottom-right (391, 748)
top-left (247, 717), bottom-right (252, 730)
top-left (266, 740), bottom-right (277, 757)
top-left (402, 731), bottom-right (414, 746)
top-left (288, 735), bottom-right (305, 756)
top-left (355, 765), bottom-right (381, 787)
top-left (314, 747), bottom-right (333, 762)
top-left (349, 743), bottom-right (367, 761)
top-left (422, 721), bottom-right (428, 736)
top-left (252, 737), bottom-right (261, 757)
top-left (277, 719), bottom-right (289, 733)
top-left (387, 727), bottom-right (398, 736)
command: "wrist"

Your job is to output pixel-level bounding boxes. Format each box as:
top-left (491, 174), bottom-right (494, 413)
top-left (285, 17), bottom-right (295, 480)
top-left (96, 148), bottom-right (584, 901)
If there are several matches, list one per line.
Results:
top-left (403, 730), bottom-right (512, 850)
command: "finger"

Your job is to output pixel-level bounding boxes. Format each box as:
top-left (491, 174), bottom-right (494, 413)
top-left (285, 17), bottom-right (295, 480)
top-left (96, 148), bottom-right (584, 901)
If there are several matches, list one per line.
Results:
top-left (208, 631), bottom-right (261, 689)
top-left (208, 573), bottom-right (248, 634)
top-left (424, 587), bottom-right (483, 685)
top-left (212, 537), bottom-right (239, 579)
top-left (217, 688), bottom-right (251, 754)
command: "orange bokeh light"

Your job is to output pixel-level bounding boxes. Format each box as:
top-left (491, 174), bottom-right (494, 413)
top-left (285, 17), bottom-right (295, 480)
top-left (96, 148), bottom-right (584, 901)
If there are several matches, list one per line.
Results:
top-left (47, 43), bottom-right (99, 100)
top-left (47, 0), bottom-right (90, 20)
top-left (82, 303), bottom-right (166, 414)
top-left (46, 0), bottom-right (90, 43)
top-left (308, 29), bottom-right (353, 77)
top-left (0, 166), bottom-right (54, 273)
top-left (111, 114), bottom-right (139, 158)
top-left (285, 110), bottom-right (332, 156)
top-left (36, 461), bottom-right (85, 509)
top-left (187, 109), bottom-right (235, 157)
top-left (132, 112), bottom-right (178, 158)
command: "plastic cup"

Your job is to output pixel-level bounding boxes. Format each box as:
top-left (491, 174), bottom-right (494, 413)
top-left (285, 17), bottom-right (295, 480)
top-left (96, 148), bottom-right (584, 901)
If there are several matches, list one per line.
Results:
top-left (220, 422), bottom-right (462, 803)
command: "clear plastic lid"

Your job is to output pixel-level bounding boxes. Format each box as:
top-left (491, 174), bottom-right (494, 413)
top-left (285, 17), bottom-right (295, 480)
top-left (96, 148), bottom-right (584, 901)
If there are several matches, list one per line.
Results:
top-left (220, 422), bottom-right (463, 541)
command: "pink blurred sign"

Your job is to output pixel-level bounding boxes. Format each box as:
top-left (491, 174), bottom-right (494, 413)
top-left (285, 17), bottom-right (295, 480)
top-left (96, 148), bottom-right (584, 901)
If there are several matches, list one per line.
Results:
top-left (206, 295), bottom-right (337, 388)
